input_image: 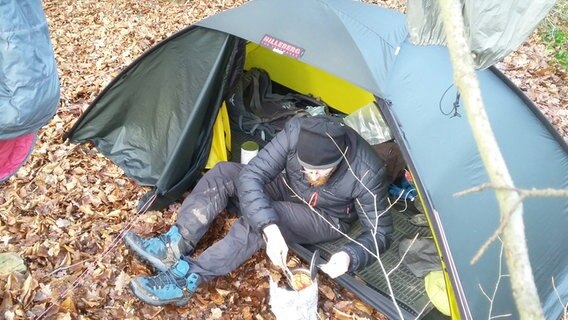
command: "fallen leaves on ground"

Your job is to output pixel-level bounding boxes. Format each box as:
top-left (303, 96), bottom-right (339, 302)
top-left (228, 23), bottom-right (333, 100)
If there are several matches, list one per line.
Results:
top-left (0, 0), bottom-right (565, 319)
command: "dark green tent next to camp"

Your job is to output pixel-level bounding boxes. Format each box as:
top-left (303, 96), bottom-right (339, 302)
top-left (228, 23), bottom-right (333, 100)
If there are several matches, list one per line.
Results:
top-left (65, 0), bottom-right (568, 319)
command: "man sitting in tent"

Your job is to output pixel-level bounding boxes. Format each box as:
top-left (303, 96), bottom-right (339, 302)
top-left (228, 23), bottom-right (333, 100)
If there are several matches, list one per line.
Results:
top-left (124, 115), bottom-right (393, 306)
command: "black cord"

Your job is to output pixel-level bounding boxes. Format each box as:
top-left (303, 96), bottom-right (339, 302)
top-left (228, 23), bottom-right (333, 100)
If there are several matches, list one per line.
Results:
top-left (438, 84), bottom-right (462, 118)
top-left (452, 92), bottom-right (462, 118)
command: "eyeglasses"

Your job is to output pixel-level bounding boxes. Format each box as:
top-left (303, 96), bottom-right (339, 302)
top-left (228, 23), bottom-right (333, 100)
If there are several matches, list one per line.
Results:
top-left (301, 167), bottom-right (334, 177)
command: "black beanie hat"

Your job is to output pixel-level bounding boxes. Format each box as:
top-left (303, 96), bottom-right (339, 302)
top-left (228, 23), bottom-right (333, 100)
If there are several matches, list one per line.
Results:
top-left (297, 116), bottom-right (346, 169)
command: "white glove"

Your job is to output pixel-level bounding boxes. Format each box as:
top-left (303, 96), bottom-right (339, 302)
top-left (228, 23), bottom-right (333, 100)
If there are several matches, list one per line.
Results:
top-left (320, 251), bottom-right (350, 278)
top-left (263, 224), bottom-right (288, 269)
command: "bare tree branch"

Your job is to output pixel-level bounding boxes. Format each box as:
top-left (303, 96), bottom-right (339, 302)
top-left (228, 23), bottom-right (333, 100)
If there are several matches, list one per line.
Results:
top-left (478, 239), bottom-right (512, 319)
top-left (455, 183), bottom-right (568, 198)
top-left (470, 196), bottom-right (525, 265)
top-left (438, 0), bottom-right (545, 318)
top-left (551, 277), bottom-right (568, 320)
top-left (455, 183), bottom-right (567, 263)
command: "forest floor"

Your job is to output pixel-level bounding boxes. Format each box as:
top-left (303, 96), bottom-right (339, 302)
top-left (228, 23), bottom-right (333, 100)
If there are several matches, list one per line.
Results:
top-left (0, 0), bottom-right (566, 319)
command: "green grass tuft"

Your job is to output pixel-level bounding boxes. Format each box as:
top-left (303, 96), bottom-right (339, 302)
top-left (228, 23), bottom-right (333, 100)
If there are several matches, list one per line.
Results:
top-left (540, 1), bottom-right (568, 72)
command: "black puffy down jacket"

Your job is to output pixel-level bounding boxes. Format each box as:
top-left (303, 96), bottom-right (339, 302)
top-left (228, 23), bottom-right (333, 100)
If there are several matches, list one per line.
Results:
top-left (237, 116), bottom-right (393, 272)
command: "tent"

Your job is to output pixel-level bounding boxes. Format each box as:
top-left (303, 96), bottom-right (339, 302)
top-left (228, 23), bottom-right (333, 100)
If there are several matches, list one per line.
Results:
top-left (64, 0), bottom-right (568, 319)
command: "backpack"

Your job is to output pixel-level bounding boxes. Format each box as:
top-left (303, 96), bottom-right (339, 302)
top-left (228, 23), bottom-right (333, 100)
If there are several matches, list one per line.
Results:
top-left (226, 68), bottom-right (328, 142)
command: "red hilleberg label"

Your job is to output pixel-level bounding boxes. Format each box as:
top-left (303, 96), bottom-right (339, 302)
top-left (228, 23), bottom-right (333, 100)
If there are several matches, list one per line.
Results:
top-left (260, 34), bottom-right (305, 59)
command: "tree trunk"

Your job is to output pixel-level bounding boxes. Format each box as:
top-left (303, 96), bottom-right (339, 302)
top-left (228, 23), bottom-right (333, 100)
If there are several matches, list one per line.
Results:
top-left (436, 0), bottom-right (545, 318)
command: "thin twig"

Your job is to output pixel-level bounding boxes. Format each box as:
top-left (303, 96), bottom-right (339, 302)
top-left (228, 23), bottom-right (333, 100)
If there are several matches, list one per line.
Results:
top-left (470, 196), bottom-right (526, 265)
top-left (455, 183), bottom-right (568, 198)
top-left (552, 277), bottom-right (568, 320)
top-left (487, 240), bottom-right (504, 319)
top-left (48, 259), bottom-right (93, 276)
top-left (458, 182), bottom-right (568, 280)
top-left (414, 300), bottom-right (432, 320)
top-left (281, 178), bottom-right (378, 259)
top-left (481, 238), bottom-right (511, 320)
top-left (388, 232), bottom-right (419, 277)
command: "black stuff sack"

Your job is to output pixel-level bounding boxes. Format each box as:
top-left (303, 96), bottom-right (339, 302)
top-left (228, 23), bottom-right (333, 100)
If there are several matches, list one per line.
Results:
top-left (226, 68), bottom-right (328, 142)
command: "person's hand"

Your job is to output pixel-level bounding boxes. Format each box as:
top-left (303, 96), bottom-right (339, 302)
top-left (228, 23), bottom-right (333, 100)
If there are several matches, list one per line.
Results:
top-left (263, 224), bottom-right (288, 269)
top-left (320, 251), bottom-right (350, 278)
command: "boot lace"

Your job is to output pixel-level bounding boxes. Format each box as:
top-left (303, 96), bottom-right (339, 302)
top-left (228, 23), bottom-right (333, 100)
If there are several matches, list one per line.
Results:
top-left (145, 269), bottom-right (186, 291)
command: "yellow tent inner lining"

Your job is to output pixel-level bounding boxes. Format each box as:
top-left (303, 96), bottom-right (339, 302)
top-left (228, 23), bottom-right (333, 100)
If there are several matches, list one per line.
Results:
top-left (206, 43), bottom-right (374, 167)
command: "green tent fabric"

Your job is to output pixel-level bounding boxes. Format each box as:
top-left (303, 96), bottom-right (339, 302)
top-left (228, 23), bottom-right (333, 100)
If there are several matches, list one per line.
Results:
top-left (198, 0), bottom-right (408, 97)
top-left (65, 0), bottom-right (568, 319)
top-left (407, 0), bottom-right (557, 69)
top-left (383, 40), bottom-right (568, 319)
top-left (65, 28), bottom-right (244, 208)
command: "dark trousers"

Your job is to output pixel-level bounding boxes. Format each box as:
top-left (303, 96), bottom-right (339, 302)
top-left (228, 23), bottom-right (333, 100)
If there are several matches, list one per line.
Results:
top-left (175, 162), bottom-right (346, 281)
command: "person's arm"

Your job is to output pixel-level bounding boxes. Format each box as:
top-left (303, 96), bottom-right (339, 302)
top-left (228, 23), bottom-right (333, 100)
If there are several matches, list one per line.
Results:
top-left (237, 122), bottom-right (295, 231)
top-left (237, 120), bottom-right (300, 268)
top-left (262, 223), bottom-right (288, 269)
top-left (320, 158), bottom-right (392, 278)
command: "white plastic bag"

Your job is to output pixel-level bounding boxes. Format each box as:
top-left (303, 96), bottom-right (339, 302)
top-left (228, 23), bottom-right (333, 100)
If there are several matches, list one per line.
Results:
top-left (269, 270), bottom-right (318, 320)
top-left (343, 102), bottom-right (392, 145)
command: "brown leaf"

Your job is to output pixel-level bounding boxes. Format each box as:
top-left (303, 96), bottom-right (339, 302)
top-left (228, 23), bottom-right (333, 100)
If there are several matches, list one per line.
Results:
top-left (55, 312), bottom-right (73, 320)
top-left (242, 306), bottom-right (253, 320)
top-left (319, 284), bottom-right (336, 300)
top-left (210, 289), bottom-right (225, 305)
top-left (0, 291), bottom-right (14, 315)
top-left (59, 296), bottom-right (77, 313)
top-left (332, 307), bottom-right (355, 320)
top-left (19, 274), bottom-right (38, 307)
top-left (353, 300), bottom-right (373, 314)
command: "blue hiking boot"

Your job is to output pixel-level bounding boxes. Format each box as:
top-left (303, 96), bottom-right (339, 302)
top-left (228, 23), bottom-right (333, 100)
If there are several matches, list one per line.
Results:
top-left (124, 225), bottom-right (187, 272)
top-left (130, 259), bottom-right (201, 307)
